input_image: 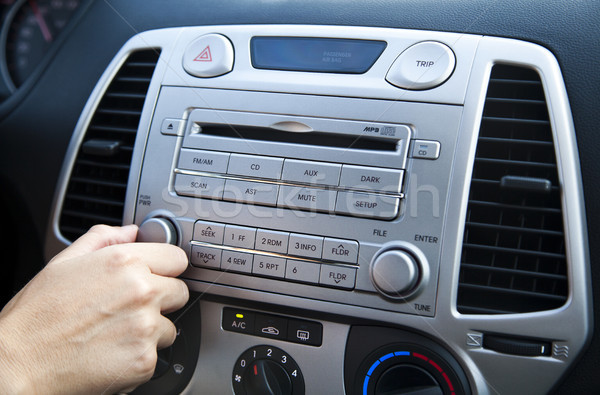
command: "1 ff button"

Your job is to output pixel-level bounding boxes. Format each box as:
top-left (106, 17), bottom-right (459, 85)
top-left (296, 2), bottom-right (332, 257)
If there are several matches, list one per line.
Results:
top-left (183, 34), bottom-right (234, 78)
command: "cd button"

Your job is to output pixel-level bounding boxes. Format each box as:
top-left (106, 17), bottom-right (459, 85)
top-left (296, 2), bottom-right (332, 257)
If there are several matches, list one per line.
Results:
top-left (227, 154), bottom-right (284, 180)
top-left (222, 179), bottom-right (279, 206)
top-left (288, 234), bottom-right (324, 259)
top-left (410, 139), bottom-right (441, 160)
top-left (281, 159), bottom-right (342, 186)
top-left (339, 165), bottom-right (404, 193)
top-left (178, 148), bottom-right (230, 173)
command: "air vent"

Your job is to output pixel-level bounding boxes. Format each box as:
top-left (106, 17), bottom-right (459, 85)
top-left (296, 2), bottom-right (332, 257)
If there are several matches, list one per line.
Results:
top-left (457, 65), bottom-right (568, 314)
top-left (58, 49), bottom-right (160, 242)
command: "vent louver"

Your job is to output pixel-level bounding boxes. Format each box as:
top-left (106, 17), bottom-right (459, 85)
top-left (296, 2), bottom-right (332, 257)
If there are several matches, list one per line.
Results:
top-left (457, 65), bottom-right (568, 314)
top-left (58, 49), bottom-right (160, 242)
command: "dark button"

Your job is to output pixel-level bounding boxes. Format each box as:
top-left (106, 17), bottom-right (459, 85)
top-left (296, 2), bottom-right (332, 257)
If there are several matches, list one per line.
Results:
top-left (287, 319), bottom-right (323, 346)
top-left (222, 308), bottom-right (255, 334)
top-left (255, 314), bottom-right (288, 340)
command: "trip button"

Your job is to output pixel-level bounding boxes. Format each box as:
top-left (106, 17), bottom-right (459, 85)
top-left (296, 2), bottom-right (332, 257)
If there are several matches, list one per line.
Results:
top-left (322, 238), bottom-right (359, 264)
top-left (288, 234), bottom-right (324, 259)
top-left (190, 245), bottom-right (222, 269)
top-left (336, 191), bottom-right (400, 220)
top-left (281, 159), bottom-right (342, 186)
top-left (178, 148), bottom-right (230, 173)
top-left (287, 319), bottom-right (323, 347)
top-left (255, 314), bottom-right (288, 340)
top-left (222, 308), bottom-right (255, 335)
top-left (193, 221), bottom-right (225, 244)
top-left (339, 165), bottom-right (404, 193)
top-left (386, 41), bottom-right (456, 90)
top-left (319, 265), bottom-right (357, 289)
top-left (221, 250), bottom-right (254, 273)
top-left (227, 154), bottom-right (284, 180)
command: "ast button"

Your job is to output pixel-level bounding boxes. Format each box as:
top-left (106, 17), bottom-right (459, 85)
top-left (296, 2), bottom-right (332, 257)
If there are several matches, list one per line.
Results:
top-left (223, 308), bottom-right (255, 335)
top-left (322, 238), bottom-right (359, 264)
top-left (319, 265), bottom-right (357, 289)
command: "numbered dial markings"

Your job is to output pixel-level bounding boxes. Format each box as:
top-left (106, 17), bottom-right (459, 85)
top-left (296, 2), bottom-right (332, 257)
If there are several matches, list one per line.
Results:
top-left (233, 345), bottom-right (305, 395)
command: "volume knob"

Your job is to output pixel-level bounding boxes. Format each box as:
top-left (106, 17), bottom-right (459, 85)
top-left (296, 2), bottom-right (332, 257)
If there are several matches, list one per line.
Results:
top-left (371, 249), bottom-right (420, 297)
top-left (137, 217), bottom-right (178, 245)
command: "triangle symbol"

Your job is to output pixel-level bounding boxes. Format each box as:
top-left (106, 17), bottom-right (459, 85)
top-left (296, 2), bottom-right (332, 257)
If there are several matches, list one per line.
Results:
top-left (194, 46), bottom-right (212, 62)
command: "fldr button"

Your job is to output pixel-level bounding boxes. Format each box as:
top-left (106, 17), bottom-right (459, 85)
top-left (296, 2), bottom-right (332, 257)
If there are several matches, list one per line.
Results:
top-left (386, 41), bottom-right (455, 90)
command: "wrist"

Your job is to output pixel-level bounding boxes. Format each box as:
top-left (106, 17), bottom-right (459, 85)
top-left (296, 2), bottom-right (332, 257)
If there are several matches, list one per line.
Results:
top-left (0, 319), bottom-right (33, 394)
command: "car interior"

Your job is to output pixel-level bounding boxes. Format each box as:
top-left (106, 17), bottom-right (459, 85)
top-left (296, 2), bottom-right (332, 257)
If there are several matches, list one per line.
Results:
top-left (0, 0), bottom-right (598, 394)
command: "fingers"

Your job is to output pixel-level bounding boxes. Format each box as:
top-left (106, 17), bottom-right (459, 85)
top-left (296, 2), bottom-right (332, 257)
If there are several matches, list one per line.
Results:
top-left (150, 275), bottom-right (190, 314)
top-left (156, 316), bottom-right (178, 350)
top-left (50, 224), bottom-right (139, 264)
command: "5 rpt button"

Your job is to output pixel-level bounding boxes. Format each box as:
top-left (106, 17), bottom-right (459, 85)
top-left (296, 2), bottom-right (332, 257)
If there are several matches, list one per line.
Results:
top-left (386, 41), bottom-right (456, 90)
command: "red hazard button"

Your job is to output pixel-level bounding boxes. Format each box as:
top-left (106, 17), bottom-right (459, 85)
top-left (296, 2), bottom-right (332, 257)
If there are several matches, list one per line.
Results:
top-left (183, 33), bottom-right (234, 78)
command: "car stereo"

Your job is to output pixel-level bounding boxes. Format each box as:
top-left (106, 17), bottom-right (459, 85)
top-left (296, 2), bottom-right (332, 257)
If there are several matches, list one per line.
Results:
top-left (47, 25), bottom-right (590, 394)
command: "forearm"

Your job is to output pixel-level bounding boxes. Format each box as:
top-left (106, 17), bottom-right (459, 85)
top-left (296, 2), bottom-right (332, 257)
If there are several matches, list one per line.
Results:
top-left (0, 319), bottom-right (32, 394)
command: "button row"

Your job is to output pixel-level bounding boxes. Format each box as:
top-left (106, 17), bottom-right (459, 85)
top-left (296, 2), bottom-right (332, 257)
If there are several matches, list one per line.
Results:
top-left (222, 307), bottom-right (323, 346)
top-left (193, 221), bottom-right (359, 263)
top-left (177, 148), bottom-right (404, 194)
top-left (190, 244), bottom-right (357, 290)
top-left (174, 173), bottom-right (400, 220)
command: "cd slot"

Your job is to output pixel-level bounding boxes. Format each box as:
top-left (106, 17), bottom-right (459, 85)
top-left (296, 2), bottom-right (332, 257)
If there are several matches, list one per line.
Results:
top-left (196, 124), bottom-right (398, 152)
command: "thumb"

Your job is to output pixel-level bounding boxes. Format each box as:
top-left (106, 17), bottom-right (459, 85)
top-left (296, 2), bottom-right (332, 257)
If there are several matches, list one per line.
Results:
top-left (50, 224), bottom-right (139, 264)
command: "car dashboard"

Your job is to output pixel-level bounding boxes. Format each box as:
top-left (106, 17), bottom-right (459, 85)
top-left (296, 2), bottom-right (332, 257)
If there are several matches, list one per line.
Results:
top-left (0, 1), bottom-right (598, 394)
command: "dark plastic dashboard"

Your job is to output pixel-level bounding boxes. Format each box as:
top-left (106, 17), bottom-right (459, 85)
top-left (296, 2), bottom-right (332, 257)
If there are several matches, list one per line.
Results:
top-left (0, 1), bottom-right (599, 393)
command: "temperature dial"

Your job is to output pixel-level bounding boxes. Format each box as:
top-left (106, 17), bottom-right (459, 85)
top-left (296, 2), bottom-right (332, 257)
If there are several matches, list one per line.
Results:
top-left (233, 345), bottom-right (304, 395)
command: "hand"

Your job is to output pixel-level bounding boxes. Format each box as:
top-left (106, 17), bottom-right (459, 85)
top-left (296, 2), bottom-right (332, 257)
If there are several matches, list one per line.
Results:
top-left (0, 224), bottom-right (190, 394)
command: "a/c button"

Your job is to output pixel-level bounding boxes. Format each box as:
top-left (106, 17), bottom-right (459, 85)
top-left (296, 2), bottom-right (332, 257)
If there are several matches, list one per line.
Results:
top-left (222, 308), bottom-right (255, 334)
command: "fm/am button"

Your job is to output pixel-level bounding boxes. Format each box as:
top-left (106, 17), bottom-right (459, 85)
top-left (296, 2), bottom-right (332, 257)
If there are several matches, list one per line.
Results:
top-left (177, 148), bottom-right (229, 173)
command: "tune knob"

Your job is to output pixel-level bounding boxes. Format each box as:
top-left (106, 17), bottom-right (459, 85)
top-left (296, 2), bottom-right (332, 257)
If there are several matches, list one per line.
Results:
top-left (371, 249), bottom-right (420, 297)
top-left (137, 217), bottom-right (178, 245)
